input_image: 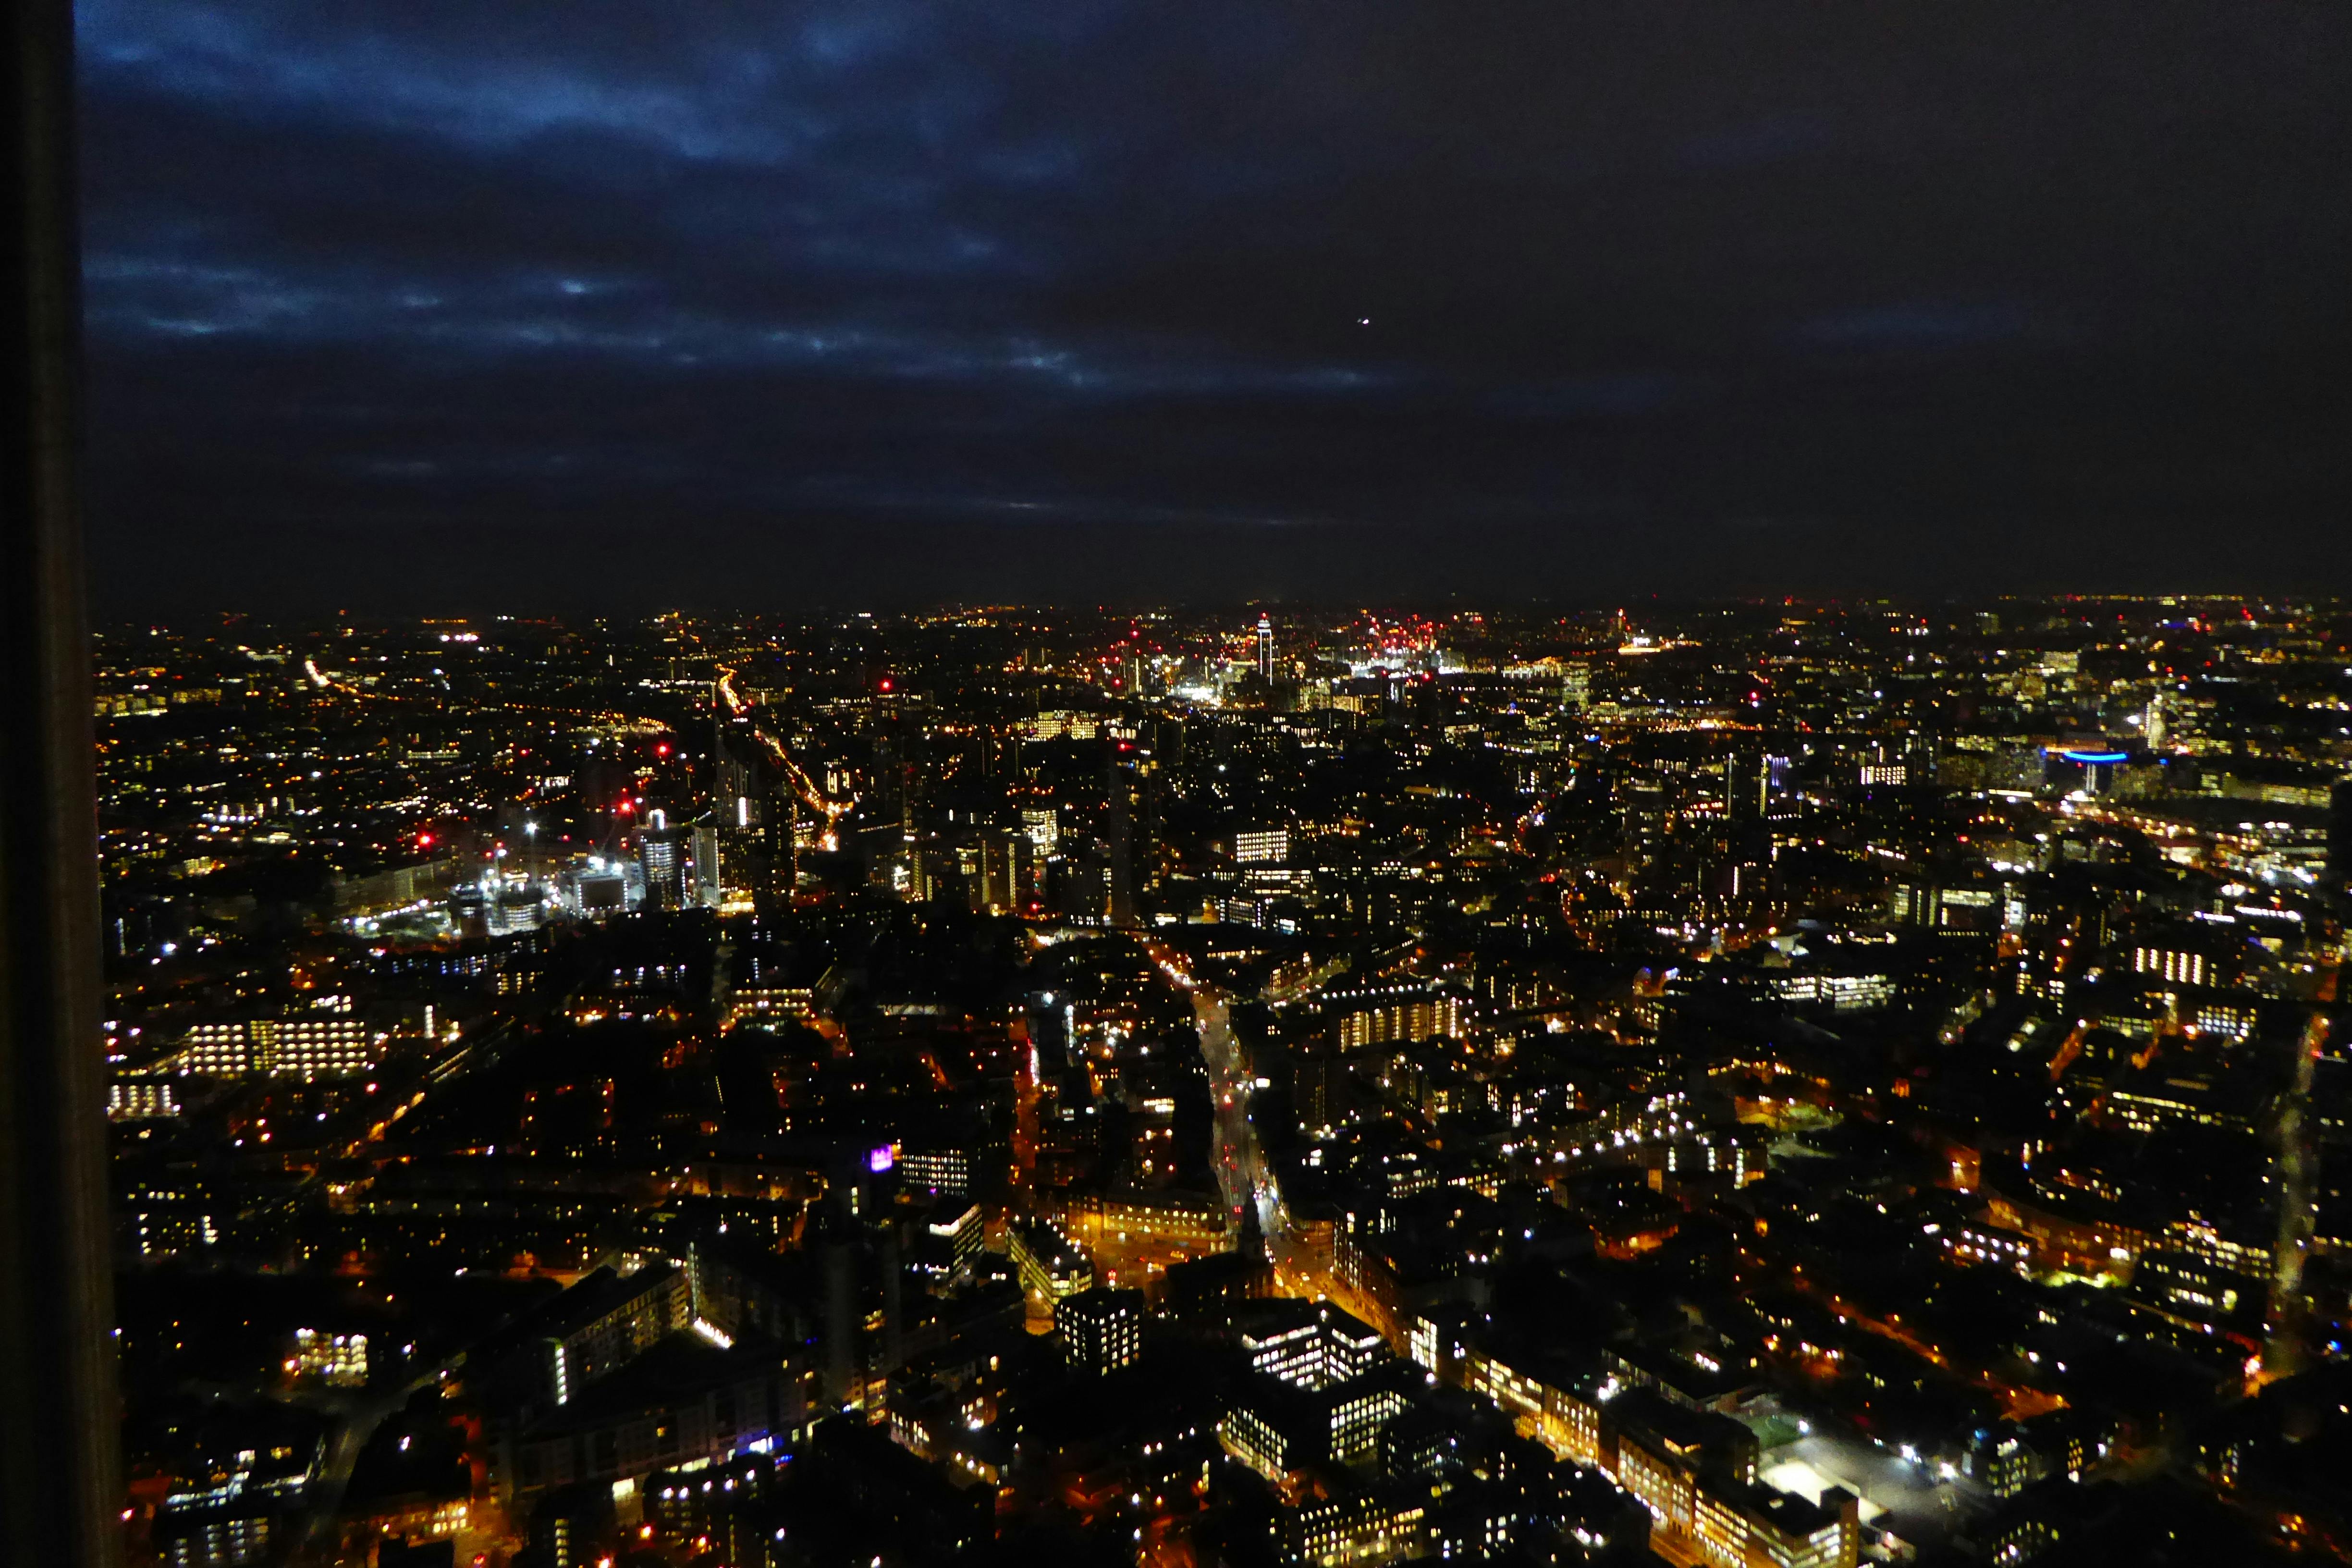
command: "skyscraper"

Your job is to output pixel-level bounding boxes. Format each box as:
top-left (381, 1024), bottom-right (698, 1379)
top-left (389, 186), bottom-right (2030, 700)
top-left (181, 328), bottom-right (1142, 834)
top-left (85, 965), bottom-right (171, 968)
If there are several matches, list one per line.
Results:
top-left (638, 818), bottom-right (690, 909)
top-left (1256, 612), bottom-right (1274, 680)
top-left (2330, 777), bottom-right (2352, 889)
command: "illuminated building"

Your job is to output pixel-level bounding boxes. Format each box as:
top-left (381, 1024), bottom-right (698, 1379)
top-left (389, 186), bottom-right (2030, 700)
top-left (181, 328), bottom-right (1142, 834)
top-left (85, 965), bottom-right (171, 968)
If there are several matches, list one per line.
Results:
top-left (898, 1145), bottom-right (975, 1200)
top-left (1284, 1491), bottom-right (1428, 1567)
top-left (1223, 1302), bottom-right (1410, 1478)
top-left (1334, 991), bottom-right (1467, 1049)
top-left (1056, 1286), bottom-right (1145, 1374)
top-left (1219, 1373), bottom-right (1412, 1478)
top-left (1690, 1483), bottom-right (1858, 1568)
top-left (108, 1076), bottom-right (182, 1120)
top-left (1242, 1301), bottom-right (1386, 1390)
top-left (638, 821), bottom-right (691, 910)
top-left (1056, 1186), bottom-right (1234, 1252)
top-left (290, 1329), bottom-right (368, 1387)
top-left (2163, 1214), bottom-right (2272, 1280)
top-left (1022, 807), bottom-right (1059, 853)
top-left (1236, 826), bottom-right (1291, 864)
top-left (159, 1511), bottom-right (273, 1568)
top-left (1605, 1391), bottom-right (1754, 1529)
top-left (2131, 940), bottom-right (2209, 988)
top-left (172, 1017), bottom-right (374, 1080)
top-left (915, 1202), bottom-right (983, 1288)
top-left (502, 1336), bottom-right (797, 1498)
top-left (534, 1263), bottom-right (694, 1407)
top-left (723, 986), bottom-right (815, 1028)
top-left (1007, 1217), bottom-right (1092, 1304)
top-left (1941, 1220), bottom-right (2033, 1275)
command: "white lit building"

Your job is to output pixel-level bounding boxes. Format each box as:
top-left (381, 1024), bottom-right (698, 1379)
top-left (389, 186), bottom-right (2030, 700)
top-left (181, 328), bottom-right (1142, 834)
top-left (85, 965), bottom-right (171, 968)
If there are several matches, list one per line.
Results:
top-left (109, 1077), bottom-right (184, 1120)
top-left (1235, 827), bottom-right (1290, 864)
top-left (174, 1017), bottom-right (376, 1080)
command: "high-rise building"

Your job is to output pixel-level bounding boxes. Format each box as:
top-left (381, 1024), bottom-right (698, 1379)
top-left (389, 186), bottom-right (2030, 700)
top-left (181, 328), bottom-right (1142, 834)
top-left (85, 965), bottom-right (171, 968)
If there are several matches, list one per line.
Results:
top-left (1256, 613), bottom-right (1275, 680)
top-left (1057, 1286), bottom-right (1146, 1375)
top-left (638, 821), bottom-right (691, 910)
top-left (916, 1202), bottom-right (984, 1289)
top-left (1107, 764), bottom-right (1140, 927)
top-left (1762, 754), bottom-right (1799, 821)
top-left (692, 818), bottom-right (723, 907)
top-left (976, 828), bottom-right (1031, 914)
top-left (1241, 1300), bottom-right (1385, 1390)
top-left (899, 1144), bottom-right (974, 1199)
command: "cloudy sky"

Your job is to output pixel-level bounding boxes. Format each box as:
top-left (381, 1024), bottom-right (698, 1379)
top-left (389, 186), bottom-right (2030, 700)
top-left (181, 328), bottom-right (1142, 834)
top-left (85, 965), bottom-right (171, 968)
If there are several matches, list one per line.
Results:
top-left (77, 1), bottom-right (2352, 610)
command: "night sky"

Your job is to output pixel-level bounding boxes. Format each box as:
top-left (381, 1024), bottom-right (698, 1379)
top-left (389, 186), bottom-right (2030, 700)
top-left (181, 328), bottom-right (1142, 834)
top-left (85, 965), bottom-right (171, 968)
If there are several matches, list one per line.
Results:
top-left (77, 1), bottom-right (2352, 611)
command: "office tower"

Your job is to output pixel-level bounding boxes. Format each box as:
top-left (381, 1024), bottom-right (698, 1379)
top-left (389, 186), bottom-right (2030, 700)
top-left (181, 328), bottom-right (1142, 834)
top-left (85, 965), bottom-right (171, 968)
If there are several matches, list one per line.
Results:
top-left (1235, 827), bottom-right (1290, 864)
top-left (693, 818), bottom-right (722, 906)
top-left (900, 1145), bottom-right (974, 1200)
top-left (914, 1202), bottom-right (983, 1290)
top-left (1107, 762), bottom-right (1139, 928)
top-left (1724, 753), bottom-right (1761, 821)
top-left (1762, 755), bottom-right (1798, 821)
top-left (638, 820), bottom-right (690, 910)
top-left (1257, 613), bottom-right (1274, 680)
top-left (1057, 1287), bottom-right (1146, 1374)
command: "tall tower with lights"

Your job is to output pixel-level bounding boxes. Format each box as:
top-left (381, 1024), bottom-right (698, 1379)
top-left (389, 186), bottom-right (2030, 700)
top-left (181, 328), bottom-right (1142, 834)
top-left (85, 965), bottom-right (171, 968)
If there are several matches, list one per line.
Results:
top-left (1256, 612), bottom-right (1274, 680)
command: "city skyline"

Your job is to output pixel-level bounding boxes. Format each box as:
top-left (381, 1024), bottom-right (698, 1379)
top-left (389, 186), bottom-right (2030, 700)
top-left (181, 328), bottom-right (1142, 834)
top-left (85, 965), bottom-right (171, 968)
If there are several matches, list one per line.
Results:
top-left (35, 4), bottom-right (2352, 1563)
top-left (89, 597), bottom-right (2352, 1565)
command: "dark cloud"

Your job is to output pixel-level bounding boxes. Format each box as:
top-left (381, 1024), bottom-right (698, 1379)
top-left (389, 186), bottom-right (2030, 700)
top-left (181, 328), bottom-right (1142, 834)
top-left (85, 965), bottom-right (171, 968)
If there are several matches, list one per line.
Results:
top-left (75, 0), bottom-right (2352, 609)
